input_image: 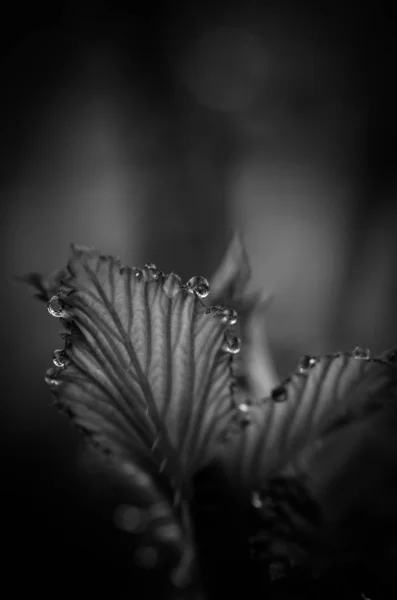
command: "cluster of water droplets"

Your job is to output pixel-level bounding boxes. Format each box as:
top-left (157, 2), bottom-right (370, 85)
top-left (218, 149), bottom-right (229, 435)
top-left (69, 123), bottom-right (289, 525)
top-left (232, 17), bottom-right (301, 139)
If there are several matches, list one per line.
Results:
top-left (185, 274), bottom-right (250, 432)
top-left (205, 305), bottom-right (238, 325)
top-left (267, 346), bottom-right (378, 406)
top-left (45, 295), bottom-right (74, 388)
top-left (143, 263), bottom-right (163, 281)
top-left (352, 346), bottom-right (370, 360)
top-left (125, 263), bottom-right (242, 357)
top-left (181, 275), bottom-right (241, 356)
top-left (45, 262), bottom-right (246, 432)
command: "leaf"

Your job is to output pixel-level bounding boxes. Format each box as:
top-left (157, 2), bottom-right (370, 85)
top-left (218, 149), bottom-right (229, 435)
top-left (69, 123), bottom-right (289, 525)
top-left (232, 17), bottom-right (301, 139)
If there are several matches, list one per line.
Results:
top-left (217, 350), bottom-right (397, 493)
top-left (226, 350), bottom-right (397, 576)
top-left (22, 244), bottom-right (243, 593)
top-left (25, 245), bottom-right (238, 488)
top-left (209, 231), bottom-right (252, 300)
top-left (210, 233), bottom-right (279, 400)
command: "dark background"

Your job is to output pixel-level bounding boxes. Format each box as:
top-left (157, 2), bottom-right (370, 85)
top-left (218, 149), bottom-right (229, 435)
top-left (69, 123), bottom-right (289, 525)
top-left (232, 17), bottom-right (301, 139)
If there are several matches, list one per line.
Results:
top-left (2, 2), bottom-right (397, 598)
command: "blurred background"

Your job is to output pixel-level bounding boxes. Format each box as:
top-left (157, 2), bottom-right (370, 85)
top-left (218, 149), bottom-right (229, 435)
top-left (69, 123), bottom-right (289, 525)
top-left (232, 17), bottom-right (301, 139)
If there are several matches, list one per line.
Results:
top-left (1, 1), bottom-right (397, 597)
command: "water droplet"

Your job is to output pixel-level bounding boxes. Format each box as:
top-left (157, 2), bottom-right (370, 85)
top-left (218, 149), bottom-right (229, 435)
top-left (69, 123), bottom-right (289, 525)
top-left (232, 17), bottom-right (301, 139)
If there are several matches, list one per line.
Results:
top-left (44, 368), bottom-right (61, 387)
top-left (52, 349), bottom-right (67, 368)
top-left (205, 308), bottom-right (211, 314)
top-left (352, 346), bottom-right (370, 360)
top-left (133, 268), bottom-right (143, 280)
top-left (144, 263), bottom-right (162, 280)
top-left (185, 276), bottom-right (210, 299)
top-left (252, 491), bottom-right (263, 508)
top-left (220, 307), bottom-right (238, 326)
top-left (135, 545), bottom-right (159, 569)
top-left (222, 333), bottom-right (241, 354)
top-left (47, 295), bottom-right (69, 318)
top-left (298, 354), bottom-right (317, 374)
top-left (271, 384), bottom-right (287, 402)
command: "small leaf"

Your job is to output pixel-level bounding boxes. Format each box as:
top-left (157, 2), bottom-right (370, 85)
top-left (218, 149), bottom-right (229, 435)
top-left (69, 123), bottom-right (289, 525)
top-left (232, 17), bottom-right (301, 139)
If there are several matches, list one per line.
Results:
top-left (210, 231), bottom-right (251, 300)
top-left (218, 351), bottom-right (397, 492)
top-left (210, 233), bottom-right (279, 400)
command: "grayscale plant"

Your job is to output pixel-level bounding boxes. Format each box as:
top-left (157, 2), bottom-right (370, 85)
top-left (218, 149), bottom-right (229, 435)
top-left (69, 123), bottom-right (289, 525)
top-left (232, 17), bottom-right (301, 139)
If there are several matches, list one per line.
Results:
top-left (19, 235), bottom-right (397, 600)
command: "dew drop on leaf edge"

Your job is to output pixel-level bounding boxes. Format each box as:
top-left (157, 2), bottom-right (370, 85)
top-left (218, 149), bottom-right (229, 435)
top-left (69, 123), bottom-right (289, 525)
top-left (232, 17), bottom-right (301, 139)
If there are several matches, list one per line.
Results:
top-left (297, 354), bottom-right (317, 374)
top-left (271, 384), bottom-right (287, 402)
top-left (144, 263), bottom-right (162, 280)
top-left (47, 295), bottom-right (67, 318)
top-left (220, 307), bottom-right (238, 326)
top-left (352, 346), bottom-right (370, 360)
top-left (222, 333), bottom-right (241, 354)
top-left (44, 368), bottom-right (61, 386)
top-left (52, 348), bottom-right (66, 368)
top-left (185, 276), bottom-right (210, 299)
